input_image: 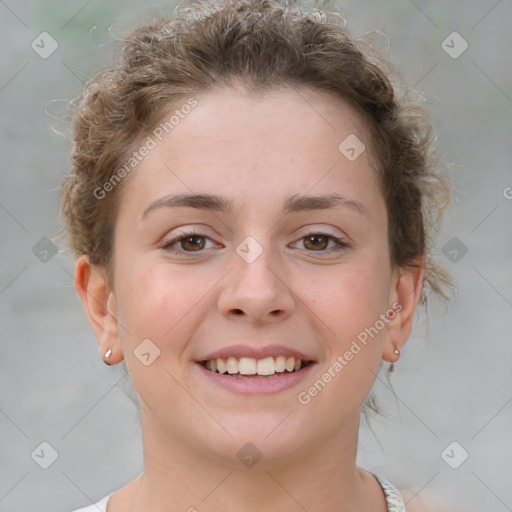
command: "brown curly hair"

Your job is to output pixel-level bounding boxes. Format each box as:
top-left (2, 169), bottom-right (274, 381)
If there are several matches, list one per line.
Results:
top-left (60, 0), bottom-right (454, 311)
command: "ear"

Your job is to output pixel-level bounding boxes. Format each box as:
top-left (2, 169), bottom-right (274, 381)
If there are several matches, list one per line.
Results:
top-left (74, 255), bottom-right (124, 364)
top-left (382, 258), bottom-right (425, 362)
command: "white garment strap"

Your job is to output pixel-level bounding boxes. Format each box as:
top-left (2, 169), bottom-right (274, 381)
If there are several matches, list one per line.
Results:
top-left (71, 493), bottom-right (111, 512)
top-left (371, 473), bottom-right (407, 512)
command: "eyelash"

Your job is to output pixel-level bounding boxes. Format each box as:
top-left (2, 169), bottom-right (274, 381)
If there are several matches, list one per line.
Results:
top-left (158, 229), bottom-right (350, 256)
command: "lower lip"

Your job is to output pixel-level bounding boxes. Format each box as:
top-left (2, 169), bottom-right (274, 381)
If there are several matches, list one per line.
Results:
top-left (194, 362), bottom-right (317, 395)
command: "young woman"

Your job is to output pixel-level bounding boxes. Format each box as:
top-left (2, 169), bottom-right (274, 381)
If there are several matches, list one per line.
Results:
top-left (61, 1), bottom-right (454, 510)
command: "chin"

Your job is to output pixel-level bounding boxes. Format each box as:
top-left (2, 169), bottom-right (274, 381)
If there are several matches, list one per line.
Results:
top-left (197, 413), bottom-right (312, 465)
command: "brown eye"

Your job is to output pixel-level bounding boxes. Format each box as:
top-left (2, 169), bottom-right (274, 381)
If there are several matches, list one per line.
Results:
top-left (294, 232), bottom-right (349, 255)
top-left (179, 235), bottom-right (206, 251)
top-left (160, 230), bottom-right (215, 255)
top-left (303, 234), bottom-right (330, 251)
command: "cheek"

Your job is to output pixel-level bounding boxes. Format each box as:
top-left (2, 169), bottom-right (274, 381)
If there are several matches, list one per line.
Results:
top-left (313, 260), bottom-right (391, 335)
top-left (300, 270), bottom-right (389, 417)
top-left (306, 255), bottom-right (391, 380)
top-left (114, 259), bottom-right (217, 351)
top-left (113, 261), bottom-right (212, 411)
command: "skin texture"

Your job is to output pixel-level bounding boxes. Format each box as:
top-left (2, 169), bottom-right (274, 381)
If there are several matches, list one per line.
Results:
top-left (74, 85), bottom-right (424, 512)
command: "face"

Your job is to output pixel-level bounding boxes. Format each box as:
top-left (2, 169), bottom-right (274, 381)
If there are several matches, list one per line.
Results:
top-left (88, 85), bottom-right (411, 465)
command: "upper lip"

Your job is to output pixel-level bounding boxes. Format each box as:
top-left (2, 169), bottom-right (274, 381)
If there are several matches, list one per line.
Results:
top-left (197, 344), bottom-right (316, 362)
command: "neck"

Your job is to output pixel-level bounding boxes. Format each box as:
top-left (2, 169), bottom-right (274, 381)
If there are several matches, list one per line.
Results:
top-left (121, 409), bottom-right (387, 512)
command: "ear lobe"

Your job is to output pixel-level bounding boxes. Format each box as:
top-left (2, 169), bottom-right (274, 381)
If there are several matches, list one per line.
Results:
top-left (74, 255), bottom-right (123, 364)
top-left (382, 258), bottom-right (425, 362)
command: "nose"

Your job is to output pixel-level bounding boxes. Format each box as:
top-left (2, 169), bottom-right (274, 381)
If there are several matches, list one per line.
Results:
top-left (217, 241), bottom-right (295, 324)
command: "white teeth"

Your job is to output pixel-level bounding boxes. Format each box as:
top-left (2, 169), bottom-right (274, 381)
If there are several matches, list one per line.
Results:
top-left (285, 357), bottom-right (295, 372)
top-left (257, 357), bottom-right (275, 376)
top-left (217, 358), bottom-right (227, 374)
top-left (275, 356), bottom-right (286, 372)
top-left (226, 357), bottom-right (238, 374)
top-left (203, 356), bottom-right (307, 376)
top-left (238, 357), bottom-right (257, 375)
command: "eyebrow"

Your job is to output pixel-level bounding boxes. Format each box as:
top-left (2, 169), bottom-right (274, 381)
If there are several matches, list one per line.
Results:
top-left (141, 192), bottom-right (369, 219)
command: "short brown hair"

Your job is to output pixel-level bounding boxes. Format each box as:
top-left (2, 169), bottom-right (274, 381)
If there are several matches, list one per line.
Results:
top-left (60, 0), bottom-right (454, 306)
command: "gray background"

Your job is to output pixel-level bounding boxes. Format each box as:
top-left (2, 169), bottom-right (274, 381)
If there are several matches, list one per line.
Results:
top-left (1, 1), bottom-right (511, 511)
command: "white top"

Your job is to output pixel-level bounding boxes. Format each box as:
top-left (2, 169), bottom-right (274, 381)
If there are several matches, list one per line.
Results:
top-left (71, 473), bottom-right (406, 511)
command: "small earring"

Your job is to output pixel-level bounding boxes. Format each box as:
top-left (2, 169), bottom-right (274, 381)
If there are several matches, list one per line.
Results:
top-left (394, 348), bottom-right (400, 355)
top-left (105, 348), bottom-right (112, 359)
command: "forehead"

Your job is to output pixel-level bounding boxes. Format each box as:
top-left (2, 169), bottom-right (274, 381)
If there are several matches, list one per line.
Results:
top-left (119, 85), bottom-right (382, 218)
top-left (167, 84), bottom-right (372, 160)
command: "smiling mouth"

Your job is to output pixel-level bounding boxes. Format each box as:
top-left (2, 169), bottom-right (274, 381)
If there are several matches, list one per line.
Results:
top-left (197, 356), bottom-right (314, 378)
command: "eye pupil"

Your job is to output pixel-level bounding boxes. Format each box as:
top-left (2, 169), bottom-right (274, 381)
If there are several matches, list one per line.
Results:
top-left (182, 235), bottom-right (205, 251)
top-left (304, 234), bottom-right (328, 251)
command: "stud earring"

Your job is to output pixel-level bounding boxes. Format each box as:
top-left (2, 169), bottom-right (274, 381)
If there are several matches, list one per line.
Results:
top-left (105, 348), bottom-right (112, 359)
top-left (394, 348), bottom-right (400, 356)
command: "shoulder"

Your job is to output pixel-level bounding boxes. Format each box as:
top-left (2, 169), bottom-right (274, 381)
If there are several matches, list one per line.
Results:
top-left (371, 473), bottom-right (467, 512)
top-left (400, 489), bottom-right (469, 512)
top-left (70, 494), bottom-right (111, 512)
